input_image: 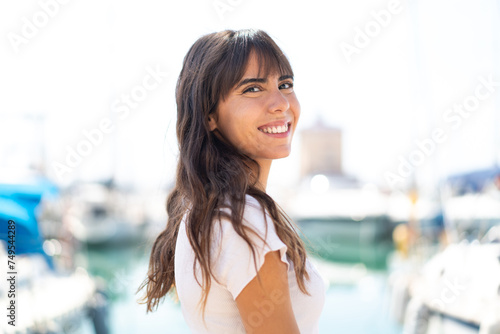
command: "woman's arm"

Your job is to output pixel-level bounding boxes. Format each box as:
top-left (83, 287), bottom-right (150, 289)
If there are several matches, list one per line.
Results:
top-left (235, 250), bottom-right (300, 334)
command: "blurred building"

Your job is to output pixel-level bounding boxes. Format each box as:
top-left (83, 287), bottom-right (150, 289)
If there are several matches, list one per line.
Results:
top-left (300, 120), bottom-right (343, 177)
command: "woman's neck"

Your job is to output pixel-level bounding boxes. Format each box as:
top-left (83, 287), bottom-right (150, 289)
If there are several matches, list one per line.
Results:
top-left (255, 159), bottom-right (272, 191)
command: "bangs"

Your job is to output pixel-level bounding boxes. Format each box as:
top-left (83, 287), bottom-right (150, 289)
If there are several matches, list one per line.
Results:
top-left (252, 44), bottom-right (293, 79)
top-left (215, 30), bottom-right (294, 101)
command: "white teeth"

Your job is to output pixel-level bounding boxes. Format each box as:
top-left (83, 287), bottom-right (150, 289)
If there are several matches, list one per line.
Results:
top-left (259, 123), bottom-right (289, 134)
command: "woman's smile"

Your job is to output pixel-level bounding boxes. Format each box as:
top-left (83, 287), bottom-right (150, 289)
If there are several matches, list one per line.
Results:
top-left (258, 120), bottom-right (292, 138)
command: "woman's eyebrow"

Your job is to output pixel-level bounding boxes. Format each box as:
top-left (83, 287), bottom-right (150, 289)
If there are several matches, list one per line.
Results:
top-left (279, 75), bottom-right (293, 81)
top-left (235, 74), bottom-right (294, 89)
top-left (235, 77), bottom-right (266, 89)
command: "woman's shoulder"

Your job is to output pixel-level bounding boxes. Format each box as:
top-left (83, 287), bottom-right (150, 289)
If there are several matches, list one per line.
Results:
top-left (243, 194), bottom-right (265, 211)
top-left (232, 194), bottom-right (269, 221)
top-left (214, 194), bottom-right (273, 235)
top-left (207, 195), bottom-right (286, 266)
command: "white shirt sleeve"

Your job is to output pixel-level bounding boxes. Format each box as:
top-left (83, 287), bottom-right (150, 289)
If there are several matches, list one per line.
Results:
top-left (211, 195), bottom-right (289, 300)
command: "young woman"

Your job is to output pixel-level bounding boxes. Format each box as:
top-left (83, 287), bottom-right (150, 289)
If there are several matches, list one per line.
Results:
top-left (139, 29), bottom-right (326, 333)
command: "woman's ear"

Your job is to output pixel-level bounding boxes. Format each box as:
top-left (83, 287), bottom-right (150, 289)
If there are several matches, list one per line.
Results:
top-left (208, 114), bottom-right (217, 131)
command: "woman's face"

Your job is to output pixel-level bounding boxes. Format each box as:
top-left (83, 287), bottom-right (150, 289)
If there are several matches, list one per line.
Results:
top-left (209, 52), bottom-right (300, 165)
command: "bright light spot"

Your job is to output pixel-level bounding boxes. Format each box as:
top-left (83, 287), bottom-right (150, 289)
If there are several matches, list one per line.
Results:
top-left (310, 174), bottom-right (330, 194)
top-left (43, 239), bottom-right (62, 256)
top-left (350, 214), bottom-right (365, 222)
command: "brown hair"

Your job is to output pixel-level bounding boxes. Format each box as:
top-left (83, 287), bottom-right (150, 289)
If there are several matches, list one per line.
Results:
top-left (138, 29), bottom-right (310, 316)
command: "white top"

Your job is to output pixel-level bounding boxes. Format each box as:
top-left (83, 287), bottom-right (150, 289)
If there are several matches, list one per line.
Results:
top-left (174, 195), bottom-right (326, 333)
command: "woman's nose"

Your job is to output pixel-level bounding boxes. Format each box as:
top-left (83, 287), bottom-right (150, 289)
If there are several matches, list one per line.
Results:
top-left (268, 88), bottom-right (290, 113)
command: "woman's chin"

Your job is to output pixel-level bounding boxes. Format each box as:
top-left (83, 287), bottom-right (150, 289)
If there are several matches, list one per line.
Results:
top-left (249, 146), bottom-right (293, 161)
top-left (266, 150), bottom-right (292, 160)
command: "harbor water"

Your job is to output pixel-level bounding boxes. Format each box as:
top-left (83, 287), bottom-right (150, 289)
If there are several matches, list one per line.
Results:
top-left (76, 239), bottom-right (402, 334)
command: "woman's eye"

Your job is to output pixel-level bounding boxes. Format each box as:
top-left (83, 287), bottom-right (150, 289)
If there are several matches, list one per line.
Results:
top-left (279, 82), bottom-right (294, 90)
top-left (243, 86), bottom-right (261, 93)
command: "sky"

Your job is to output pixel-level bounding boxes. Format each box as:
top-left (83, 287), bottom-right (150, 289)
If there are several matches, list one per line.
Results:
top-left (1, 0), bottom-right (499, 193)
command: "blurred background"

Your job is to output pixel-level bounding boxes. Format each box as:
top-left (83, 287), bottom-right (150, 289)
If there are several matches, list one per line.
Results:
top-left (1, 0), bottom-right (500, 333)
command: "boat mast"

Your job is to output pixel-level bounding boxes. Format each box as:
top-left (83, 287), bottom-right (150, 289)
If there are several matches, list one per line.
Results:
top-left (493, 0), bottom-right (500, 170)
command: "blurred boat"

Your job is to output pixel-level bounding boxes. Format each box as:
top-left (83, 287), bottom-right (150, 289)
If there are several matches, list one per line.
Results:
top-left (400, 229), bottom-right (500, 334)
top-left (389, 167), bottom-right (500, 334)
top-left (65, 181), bottom-right (148, 246)
top-left (287, 174), bottom-right (396, 269)
top-left (0, 172), bottom-right (109, 334)
top-left (441, 167), bottom-right (500, 242)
